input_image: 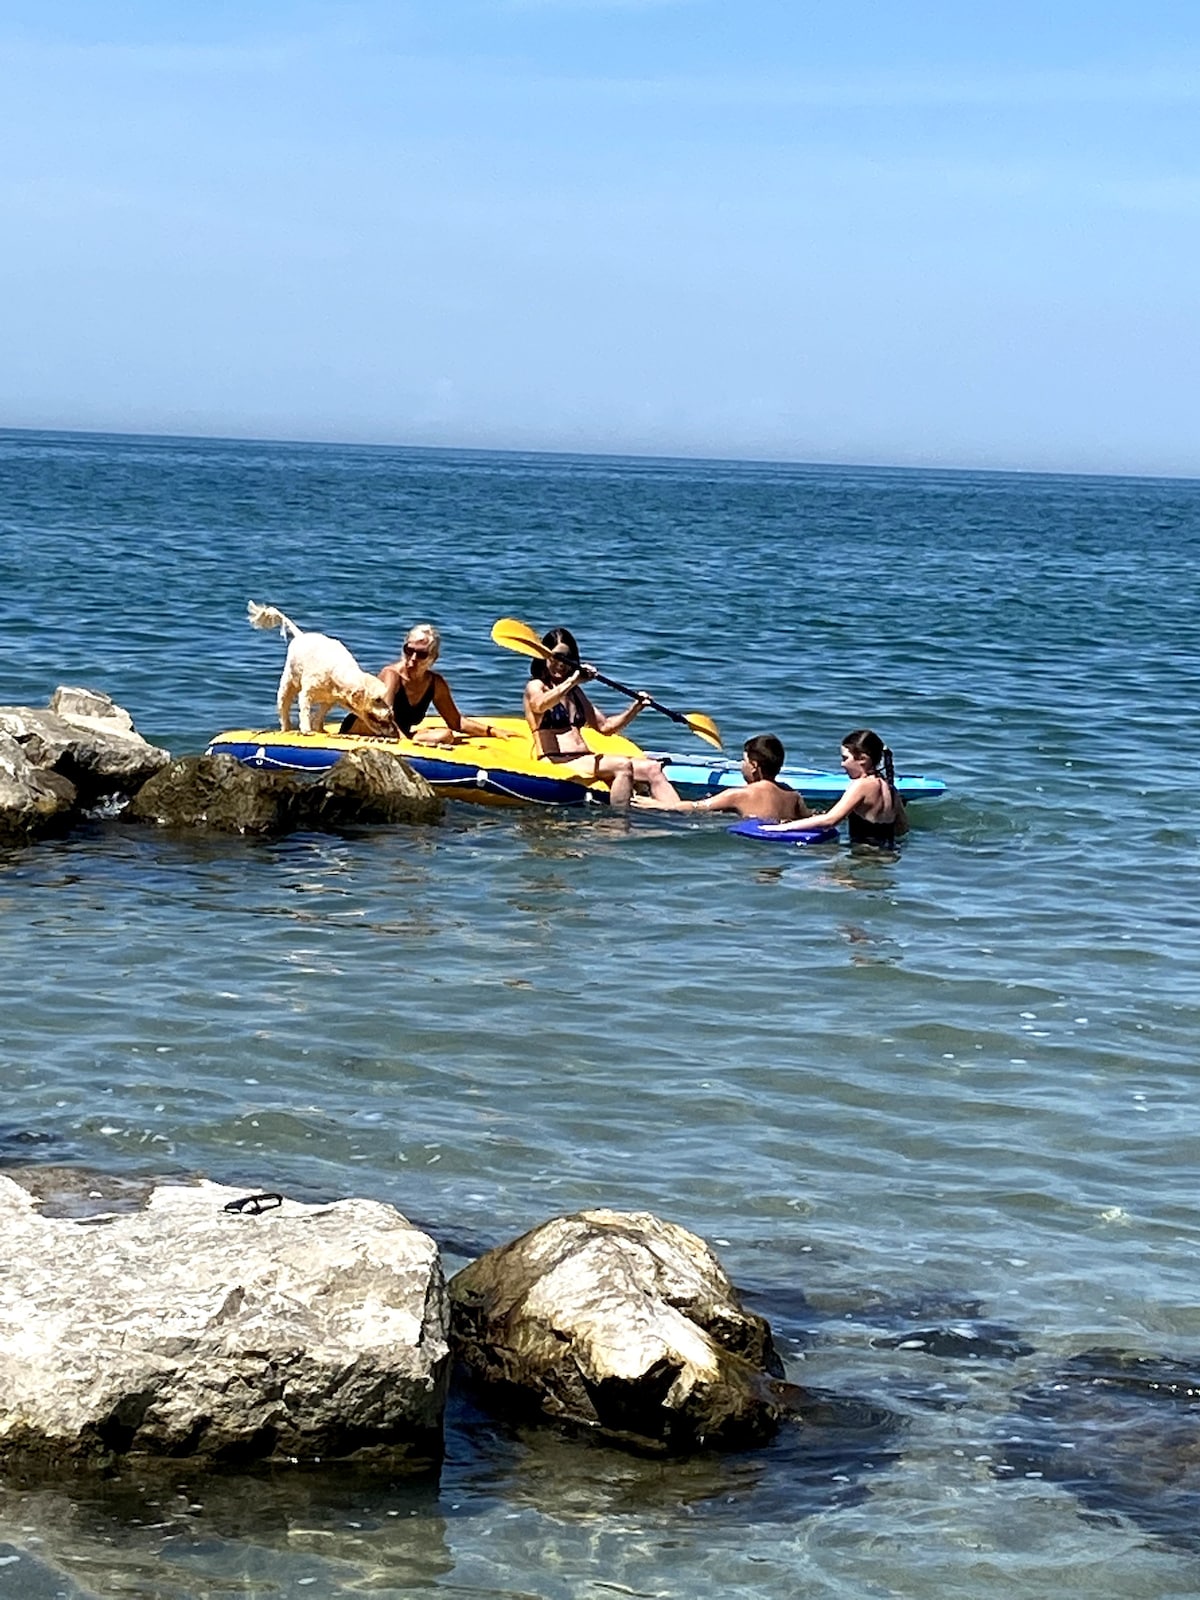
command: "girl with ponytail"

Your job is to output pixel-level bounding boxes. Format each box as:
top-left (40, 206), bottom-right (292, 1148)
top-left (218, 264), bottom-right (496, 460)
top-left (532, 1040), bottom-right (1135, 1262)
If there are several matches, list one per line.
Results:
top-left (764, 728), bottom-right (908, 848)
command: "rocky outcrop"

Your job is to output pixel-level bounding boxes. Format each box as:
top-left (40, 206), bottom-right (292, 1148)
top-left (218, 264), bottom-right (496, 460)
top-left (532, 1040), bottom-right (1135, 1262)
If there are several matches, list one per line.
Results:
top-left (0, 688), bottom-right (170, 840)
top-left (0, 686), bottom-right (443, 840)
top-left (0, 1177), bottom-right (449, 1470)
top-left (127, 748), bottom-right (442, 833)
top-left (0, 733), bottom-right (78, 839)
top-left (0, 688), bottom-right (170, 804)
top-left (126, 752), bottom-right (313, 833)
top-left (449, 1209), bottom-right (786, 1453)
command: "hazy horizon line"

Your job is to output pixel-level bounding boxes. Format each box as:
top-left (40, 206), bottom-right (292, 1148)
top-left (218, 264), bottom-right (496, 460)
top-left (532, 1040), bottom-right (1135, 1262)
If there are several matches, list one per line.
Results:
top-left (2, 421), bottom-right (1198, 488)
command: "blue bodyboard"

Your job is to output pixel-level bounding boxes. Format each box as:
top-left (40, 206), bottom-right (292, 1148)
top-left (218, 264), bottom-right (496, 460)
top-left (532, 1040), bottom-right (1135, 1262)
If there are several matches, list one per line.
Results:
top-left (728, 820), bottom-right (839, 846)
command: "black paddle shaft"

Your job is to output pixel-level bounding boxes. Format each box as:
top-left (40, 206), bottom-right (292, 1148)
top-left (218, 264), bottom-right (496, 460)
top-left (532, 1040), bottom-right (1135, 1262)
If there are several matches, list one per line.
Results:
top-left (563, 657), bottom-right (690, 728)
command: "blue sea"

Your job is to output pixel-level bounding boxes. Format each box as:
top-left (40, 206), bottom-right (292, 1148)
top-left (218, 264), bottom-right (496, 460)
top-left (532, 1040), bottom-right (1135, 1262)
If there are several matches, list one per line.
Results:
top-left (2, 429), bottom-right (1200, 1599)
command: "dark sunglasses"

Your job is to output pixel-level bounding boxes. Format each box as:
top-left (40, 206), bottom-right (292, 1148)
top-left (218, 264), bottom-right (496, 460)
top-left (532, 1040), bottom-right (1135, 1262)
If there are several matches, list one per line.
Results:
top-left (403, 644), bottom-right (431, 661)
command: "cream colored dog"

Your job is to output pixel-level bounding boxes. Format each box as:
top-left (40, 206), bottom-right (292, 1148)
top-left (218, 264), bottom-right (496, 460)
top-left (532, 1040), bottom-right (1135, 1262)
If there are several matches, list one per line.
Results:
top-left (247, 602), bottom-right (397, 735)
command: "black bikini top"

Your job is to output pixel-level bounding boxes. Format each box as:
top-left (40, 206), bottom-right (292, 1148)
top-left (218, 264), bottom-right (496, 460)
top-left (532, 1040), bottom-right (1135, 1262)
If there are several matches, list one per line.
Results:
top-left (537, 687), bottom-right (588, 733)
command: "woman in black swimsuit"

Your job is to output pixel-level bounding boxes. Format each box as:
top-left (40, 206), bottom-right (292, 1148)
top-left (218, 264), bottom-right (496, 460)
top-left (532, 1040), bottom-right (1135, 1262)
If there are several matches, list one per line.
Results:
top-left (341, 624), bottom-right (501, 743)
top-left (523, 627), bottom-right (678, 808)
top-left (764, 728), bottom-right (908, 847)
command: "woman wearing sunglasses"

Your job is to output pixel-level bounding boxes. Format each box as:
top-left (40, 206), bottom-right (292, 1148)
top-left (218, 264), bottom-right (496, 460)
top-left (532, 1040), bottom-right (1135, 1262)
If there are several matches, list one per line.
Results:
top-left (523, 626), bottom-right (677, 807)
top-left (341, 624), bottom-right (501, 744)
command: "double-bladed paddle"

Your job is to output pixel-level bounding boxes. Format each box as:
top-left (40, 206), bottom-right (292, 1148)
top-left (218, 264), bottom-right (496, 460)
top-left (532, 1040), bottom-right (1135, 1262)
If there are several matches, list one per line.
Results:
top-left (490, 617), bottom-right (722, 750)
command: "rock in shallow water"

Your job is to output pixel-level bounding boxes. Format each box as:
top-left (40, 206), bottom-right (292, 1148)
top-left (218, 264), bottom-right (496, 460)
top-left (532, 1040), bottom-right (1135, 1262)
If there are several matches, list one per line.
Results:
top-left (126, 751), bottom-right (310, 832)
top-left (127, 748), bottom-right (442, 833)
top-left (0, 734), bottom-right (77, 840)
top-left (0, 1177), bottom-right (449, 1470)
top-left (0, 689), bottom-right (169, 805)
top-left (999, 1347), bottom-right (1200, 1552)
top-left (449, 1208), bottom-right (786, 1453)
top-left (0, 687), bottom-right (169, 839)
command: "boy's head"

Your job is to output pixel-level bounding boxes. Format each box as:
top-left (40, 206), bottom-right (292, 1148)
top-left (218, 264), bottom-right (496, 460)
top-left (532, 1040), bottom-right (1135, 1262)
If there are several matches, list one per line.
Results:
top-left (743, 734), bottom-right (785, 781)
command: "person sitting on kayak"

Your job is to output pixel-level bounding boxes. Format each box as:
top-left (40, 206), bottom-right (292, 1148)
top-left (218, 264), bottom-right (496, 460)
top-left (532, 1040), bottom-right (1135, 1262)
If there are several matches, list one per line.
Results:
top-left (524, 627), bottom-right (677, 808)
top-left (763, 728), bottom-right (908, 847)
top-left (341, 624), bottom-right (503, 744)
top-left (633, 734), bottom-right (813, 822)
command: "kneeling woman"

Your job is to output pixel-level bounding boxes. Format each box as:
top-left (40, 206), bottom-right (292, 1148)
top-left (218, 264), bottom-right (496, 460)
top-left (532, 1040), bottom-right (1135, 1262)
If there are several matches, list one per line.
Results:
top-left (524, 627), bottom-right (678, 807)
top-left (764, 728), bottom-right (909, 847)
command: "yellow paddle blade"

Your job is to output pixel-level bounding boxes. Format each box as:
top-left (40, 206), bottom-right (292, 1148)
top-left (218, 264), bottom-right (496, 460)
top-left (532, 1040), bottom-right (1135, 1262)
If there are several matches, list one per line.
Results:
top-left (491, 617), bottom-right (551, 660)
top-left (683, 713), bottom-right (723, 751)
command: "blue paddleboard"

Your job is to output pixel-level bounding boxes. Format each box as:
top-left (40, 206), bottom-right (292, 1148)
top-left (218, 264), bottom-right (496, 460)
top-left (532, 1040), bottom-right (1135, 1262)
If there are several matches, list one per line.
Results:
top-left (728, 820), bottom-right (839, 846)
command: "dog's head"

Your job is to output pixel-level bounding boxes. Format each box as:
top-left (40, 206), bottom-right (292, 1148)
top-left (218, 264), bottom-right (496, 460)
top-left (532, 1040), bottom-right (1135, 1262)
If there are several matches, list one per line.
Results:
top-left (353, 675), bottom-right (400, 737)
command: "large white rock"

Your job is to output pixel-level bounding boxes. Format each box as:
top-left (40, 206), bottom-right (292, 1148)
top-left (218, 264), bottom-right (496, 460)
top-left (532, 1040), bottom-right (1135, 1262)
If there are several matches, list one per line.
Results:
top-left (49, 686), bottom-right (136, 731)
top-left (449, 1209), bottom-right (786, 1453)
top-left (0, 732), bottom-right (78, 838)
top-left (0, 686), bottom-right (169, 805)
top-left (0, 1178), bottom-right (449, 1470)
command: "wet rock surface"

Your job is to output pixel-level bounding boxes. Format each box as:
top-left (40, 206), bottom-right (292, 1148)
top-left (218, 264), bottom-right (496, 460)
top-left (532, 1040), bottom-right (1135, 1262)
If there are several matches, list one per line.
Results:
top-left (0, 732), bottom-right (78, 839)
top-left (126, 751), bottom-right (315, 833)
top-left (127, 748), bottom-right (442, 833)
top-left (449, 1209), bottom-right (788, 1454)
top-left (0, 1176), bottom-right (449, 1471)
top-left (1, 1163), bottom-right (159, 1219)
top-left (0, 689), bottom-right (170, 826)
top-left (0, 688), bottom-right (443, 840)
top-left (300, 743), bottom-right (444, 827)
top-left (870, 1323), bottom-right (1035, 1361)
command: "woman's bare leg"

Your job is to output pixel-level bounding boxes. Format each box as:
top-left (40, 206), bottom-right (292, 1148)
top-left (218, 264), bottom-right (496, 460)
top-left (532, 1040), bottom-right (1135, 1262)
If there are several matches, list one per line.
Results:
top-left (633, 757), bottom-right (677, 802)
top-left (598, 755), bottom-right (635, 807)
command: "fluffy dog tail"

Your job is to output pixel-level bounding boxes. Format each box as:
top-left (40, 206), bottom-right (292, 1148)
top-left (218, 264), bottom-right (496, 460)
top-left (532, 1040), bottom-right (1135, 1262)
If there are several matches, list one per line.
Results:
top-left (247, 601), bottom-right (302, 639)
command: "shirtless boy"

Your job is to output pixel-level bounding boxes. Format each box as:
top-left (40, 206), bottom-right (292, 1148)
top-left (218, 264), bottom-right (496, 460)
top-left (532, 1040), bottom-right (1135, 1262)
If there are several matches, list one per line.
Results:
top-left (633, 734), bottom-right (811, 822)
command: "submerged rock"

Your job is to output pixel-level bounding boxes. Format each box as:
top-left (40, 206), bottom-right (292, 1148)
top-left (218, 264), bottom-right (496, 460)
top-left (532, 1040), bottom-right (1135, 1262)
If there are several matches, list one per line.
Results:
top-left (0, 1177), bottom-right (449, 1470)
top-left (870, 1324), bottom-right (1034, 1361)
top-left (999, 1347), bottom-right (1200, 1552)
top-left (449, 1209), bottom-right (787, 1454)
top-left (128, 748), bottom-right (441, 833)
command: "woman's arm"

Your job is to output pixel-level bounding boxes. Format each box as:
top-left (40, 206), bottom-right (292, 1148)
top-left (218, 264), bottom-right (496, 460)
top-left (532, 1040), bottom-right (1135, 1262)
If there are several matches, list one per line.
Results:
top-left (525, 670), bottom-right (587, 728)
top-left (590, 692), bottom-right (651, 737)
top-left (431, 676), bottom-right (502, 739)
top-left (340, 662), bottom-right (403, 736)
top-left (763, 777), bottom-right (867, 833)
top-left (378, 663), bottom-right (404, 704)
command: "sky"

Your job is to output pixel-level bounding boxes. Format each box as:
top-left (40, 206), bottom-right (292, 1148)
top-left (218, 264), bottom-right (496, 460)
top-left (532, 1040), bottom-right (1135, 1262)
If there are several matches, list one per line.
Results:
top-left (2, 1), bottom-right (1198, 476)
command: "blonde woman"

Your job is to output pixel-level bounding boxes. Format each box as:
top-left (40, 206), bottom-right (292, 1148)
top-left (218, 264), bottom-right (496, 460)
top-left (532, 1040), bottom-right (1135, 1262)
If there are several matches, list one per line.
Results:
top-left (341, 624), bottom-right (502, 744)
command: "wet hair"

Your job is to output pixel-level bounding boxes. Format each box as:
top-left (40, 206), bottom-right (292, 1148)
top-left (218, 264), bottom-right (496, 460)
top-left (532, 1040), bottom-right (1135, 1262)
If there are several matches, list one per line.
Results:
top-left (743, 734), bottom-right (786, 781)
top-left (843, 728), bottom-right (896, 787)
top-left (405, 623), bottom-right (441, 662)
top-left (530, 626), bottom-right (581, 684)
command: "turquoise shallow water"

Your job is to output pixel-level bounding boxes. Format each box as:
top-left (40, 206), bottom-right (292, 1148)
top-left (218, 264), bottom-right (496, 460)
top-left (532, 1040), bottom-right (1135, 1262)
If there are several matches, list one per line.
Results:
top-left (2, 430), bottom-right (1200, 1597)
